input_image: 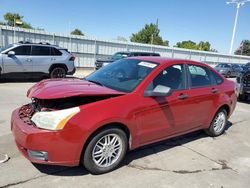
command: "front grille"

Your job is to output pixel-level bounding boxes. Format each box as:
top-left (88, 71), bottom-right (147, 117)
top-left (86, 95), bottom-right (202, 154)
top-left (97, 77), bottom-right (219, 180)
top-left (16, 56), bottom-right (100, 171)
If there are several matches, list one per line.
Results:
top-left (243, 74), bottom-right (250, 87)
top-left (18, 104), bottom-right (35, 125)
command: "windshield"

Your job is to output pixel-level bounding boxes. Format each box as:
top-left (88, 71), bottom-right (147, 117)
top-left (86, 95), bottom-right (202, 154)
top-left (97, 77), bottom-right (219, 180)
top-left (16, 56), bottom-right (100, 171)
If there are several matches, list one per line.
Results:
top-left (85, 59), bottom-right (159, 92)
top-left (0, 44), bottom-right (14, 52)
top-left (111, 52), bottom-right (129, 61)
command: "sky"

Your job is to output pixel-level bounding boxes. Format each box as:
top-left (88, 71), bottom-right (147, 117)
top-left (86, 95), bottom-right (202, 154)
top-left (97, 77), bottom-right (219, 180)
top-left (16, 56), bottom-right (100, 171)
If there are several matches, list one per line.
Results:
top-left (0, 0), bottom-right (249, 54)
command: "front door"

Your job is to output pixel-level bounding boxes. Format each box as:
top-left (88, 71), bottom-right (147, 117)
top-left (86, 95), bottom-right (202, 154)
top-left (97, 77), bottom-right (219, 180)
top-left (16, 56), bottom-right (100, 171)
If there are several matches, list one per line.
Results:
top-left (136, 64), bottom-right (191, 145)
top-left (3, 45), bottom-right (32, 73)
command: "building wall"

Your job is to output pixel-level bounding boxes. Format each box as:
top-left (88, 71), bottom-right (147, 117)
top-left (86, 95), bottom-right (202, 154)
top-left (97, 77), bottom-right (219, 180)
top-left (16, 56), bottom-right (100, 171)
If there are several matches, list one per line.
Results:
top-left (1, 25), bottom-right (250, 67)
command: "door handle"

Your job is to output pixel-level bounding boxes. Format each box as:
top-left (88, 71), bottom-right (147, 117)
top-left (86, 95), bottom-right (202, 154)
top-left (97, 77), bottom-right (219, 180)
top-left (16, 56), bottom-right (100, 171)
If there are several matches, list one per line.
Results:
top-left (51, 58), bottom-right (56, 61)
top-left (211, 88), bottom-right (219, 93)
top-left (26, 58), bottom-right (32, 62)
top-left (177, 93), bottom-right (188, 100)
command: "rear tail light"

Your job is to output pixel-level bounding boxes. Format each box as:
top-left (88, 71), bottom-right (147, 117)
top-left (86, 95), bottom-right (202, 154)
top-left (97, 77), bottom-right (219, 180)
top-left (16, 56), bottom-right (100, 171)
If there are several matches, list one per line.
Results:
top-left (69, 55), bottom-right (75, 62)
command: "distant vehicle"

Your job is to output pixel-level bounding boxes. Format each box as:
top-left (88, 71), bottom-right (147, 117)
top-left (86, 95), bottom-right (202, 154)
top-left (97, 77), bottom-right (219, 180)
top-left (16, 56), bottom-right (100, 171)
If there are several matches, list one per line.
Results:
top-left (214, 63), bottom-right (242, 77)
top-left (236, 62), bottom-right (250, 101)
top-left (95, 51), bottom-right (160, 70)
top-left (12, 57), bottom-right (236, 174)
top-left (0, 41), bottom-right (75, 78)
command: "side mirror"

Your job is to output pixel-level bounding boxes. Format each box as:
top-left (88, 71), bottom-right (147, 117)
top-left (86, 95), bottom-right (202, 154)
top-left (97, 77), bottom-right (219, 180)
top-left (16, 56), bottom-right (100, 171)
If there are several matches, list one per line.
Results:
top-left (144, 85), bottom-right (172, 97)
top-left (7, 51), bottom-right (15, 57)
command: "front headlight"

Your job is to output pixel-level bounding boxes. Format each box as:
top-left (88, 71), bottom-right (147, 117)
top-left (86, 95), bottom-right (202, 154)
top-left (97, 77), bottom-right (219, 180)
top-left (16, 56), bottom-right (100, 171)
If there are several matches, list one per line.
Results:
top-left (31, 107), bottom-right (80, 130)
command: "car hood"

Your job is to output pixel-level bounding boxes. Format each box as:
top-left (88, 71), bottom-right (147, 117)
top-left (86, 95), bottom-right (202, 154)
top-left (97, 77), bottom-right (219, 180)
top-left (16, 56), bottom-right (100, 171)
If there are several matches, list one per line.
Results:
top-left (27, 78), bottom-right (126, 99)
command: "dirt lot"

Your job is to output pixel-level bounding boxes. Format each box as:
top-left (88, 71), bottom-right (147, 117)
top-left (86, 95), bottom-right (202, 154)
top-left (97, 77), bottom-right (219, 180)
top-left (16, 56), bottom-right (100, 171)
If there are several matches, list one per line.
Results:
top-left (0, 78), bottom-right (250, 188)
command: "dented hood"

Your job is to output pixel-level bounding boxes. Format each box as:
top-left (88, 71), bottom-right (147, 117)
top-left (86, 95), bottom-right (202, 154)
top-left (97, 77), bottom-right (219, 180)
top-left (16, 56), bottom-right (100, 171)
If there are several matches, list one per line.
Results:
top-left (27, 78), bottom-right (126, 99)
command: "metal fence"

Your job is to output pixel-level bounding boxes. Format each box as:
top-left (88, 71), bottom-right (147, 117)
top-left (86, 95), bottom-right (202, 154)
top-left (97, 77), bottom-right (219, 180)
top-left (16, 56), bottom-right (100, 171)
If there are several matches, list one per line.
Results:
top-left (1, 25), bottom-right (250, 67)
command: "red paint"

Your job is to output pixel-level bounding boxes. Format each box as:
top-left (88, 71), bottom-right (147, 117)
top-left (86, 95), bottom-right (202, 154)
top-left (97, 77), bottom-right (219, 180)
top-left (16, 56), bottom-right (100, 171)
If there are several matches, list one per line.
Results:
top-left (11, 58), bottom-right (237, 166)
top-left (27, 78), bottom-right (126, 99)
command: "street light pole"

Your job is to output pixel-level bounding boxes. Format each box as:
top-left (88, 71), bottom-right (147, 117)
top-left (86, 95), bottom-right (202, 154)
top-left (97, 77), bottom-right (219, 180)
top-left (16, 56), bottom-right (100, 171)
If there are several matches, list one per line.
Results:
top-left (227, 0), bottom-right (250, 54)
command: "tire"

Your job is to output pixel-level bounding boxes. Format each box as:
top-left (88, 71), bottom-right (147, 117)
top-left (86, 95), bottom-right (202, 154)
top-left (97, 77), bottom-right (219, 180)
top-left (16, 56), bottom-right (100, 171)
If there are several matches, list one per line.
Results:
top-left (226, 71), bottom-right (231, 78)
top-left (83, 127), bottom-right (128, 175)
top-left (238, 93), bottom-right (247, 101)
top-left (50, 67), bottom-right (66, 78)
top-left (205, 109), bottom-right (227, 137)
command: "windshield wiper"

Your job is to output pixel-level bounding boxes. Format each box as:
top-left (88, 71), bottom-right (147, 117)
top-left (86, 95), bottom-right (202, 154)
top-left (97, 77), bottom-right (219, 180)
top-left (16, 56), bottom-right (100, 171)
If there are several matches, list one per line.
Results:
top-left (86, 79), bottom-right (104, 86)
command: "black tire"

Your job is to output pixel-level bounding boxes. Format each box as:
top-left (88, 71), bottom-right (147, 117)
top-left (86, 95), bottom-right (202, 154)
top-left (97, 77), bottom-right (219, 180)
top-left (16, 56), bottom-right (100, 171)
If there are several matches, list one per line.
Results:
top-left (226, 71), bottom-right (231, 78)
top-left (238, 93), bottom-right (247, 101)
top-left (50, 67), bottom-right (66, 78)
top-left (83, 127), bottom-right (128, 175)
top-left (205, 109), bottom-right (227, 137)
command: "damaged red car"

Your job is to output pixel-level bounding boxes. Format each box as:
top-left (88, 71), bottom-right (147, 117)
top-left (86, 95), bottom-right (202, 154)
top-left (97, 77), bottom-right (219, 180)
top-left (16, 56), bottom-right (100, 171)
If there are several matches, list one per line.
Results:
top-left (11, 57), bottom-right (237, 174)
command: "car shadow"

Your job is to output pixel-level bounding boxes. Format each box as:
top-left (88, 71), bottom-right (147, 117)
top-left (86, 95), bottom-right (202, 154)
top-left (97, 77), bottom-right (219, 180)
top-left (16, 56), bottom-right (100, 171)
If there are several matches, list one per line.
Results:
top-left (33, 121), bottom-right (233, 176)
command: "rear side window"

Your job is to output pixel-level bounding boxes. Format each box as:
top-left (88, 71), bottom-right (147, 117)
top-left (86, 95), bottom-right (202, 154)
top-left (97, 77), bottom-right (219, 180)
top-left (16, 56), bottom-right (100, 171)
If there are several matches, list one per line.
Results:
top-left (31, 46), bottom-right (50, 56)
top-left (51, 48), bottom-right (62, 56)
top-left (211, 70), bottom-right (224, 85)
top-left (188, 64), bottom-right (212, 88)
top-left (12, 46), bottom-right (31, 55)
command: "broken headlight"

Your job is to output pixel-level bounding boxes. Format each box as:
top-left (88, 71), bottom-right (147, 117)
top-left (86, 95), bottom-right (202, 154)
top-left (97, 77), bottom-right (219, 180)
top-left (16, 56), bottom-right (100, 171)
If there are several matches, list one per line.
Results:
top-left (31, 107), bottom-right (80, 130)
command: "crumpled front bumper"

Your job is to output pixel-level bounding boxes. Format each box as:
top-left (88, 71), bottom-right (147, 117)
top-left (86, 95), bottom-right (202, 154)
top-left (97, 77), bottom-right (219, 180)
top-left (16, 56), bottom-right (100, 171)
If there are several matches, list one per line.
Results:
top-left (11, 107), bottom-right (85, 166)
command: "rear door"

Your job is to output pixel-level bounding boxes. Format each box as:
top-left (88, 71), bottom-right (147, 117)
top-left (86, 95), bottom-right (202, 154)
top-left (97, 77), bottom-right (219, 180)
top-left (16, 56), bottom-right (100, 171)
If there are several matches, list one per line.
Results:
top-left (3, 45), bottom-right (32, 73)
top-left (31, 45), bottom-right (52, 73)
top-left (184, 64), bottom-right (219, 128)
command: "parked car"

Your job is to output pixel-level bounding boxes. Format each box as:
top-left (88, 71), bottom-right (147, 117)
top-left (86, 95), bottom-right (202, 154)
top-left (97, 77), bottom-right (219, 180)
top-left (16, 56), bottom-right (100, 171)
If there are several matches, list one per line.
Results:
top-left (236, 64), bottom-right (250, 101)
top-left (95, 51), bottom-right (160, 70)
top-left (0, 41), bottom-right (75, 78)
top-left (214, 63), bottom-right (242, 77)
top-left (11, 57), bottom-right (237, 174)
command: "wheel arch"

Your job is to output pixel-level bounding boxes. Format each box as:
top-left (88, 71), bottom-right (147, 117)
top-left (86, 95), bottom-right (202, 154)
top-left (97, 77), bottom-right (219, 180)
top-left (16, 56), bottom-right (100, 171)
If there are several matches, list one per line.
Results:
top-left (79, 122), bottom-right (131, 164)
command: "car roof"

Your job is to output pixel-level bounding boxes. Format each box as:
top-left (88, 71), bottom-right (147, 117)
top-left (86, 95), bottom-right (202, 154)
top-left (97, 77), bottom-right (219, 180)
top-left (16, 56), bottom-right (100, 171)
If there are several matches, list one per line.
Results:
top-left (127, 56), bottom-right (207, 66)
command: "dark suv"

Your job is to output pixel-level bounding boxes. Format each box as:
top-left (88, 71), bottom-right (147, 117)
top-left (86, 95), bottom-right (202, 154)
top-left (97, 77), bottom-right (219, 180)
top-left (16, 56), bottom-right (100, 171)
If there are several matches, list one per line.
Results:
top-left (236, 62), bottom-right (250, 101)
top-left (95, 51), bottom-right (160, 70)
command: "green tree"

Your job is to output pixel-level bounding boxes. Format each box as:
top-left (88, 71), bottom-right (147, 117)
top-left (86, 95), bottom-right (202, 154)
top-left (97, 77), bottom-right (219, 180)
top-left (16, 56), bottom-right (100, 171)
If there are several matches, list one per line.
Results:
top-left (71, 28), bottom-right (84, 36)
top-left (176, 40), bottom-right (198, 50)
top-left (235, 40), bottom-right (250, 56)
top-left (130, 23), bottom-right (169, 46)
top-left (197, 41), bottom-right (211, 51)
top-left (3, 12), bottom-right (33, 29)
top-left (175, 40), bottom-right (216, 52)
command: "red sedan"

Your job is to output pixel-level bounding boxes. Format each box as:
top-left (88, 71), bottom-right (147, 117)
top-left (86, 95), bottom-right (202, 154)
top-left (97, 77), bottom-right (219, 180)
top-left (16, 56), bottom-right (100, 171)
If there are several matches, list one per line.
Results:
top-left (11, 57), bottom-right (237, 174)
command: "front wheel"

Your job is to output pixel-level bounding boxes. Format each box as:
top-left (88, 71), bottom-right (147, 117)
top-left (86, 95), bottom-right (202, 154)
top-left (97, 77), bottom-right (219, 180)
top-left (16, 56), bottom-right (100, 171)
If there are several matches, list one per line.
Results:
top-left (82, 127), bottom-right (128, 174)
top-left (205, 109), bottom-right (227, 137)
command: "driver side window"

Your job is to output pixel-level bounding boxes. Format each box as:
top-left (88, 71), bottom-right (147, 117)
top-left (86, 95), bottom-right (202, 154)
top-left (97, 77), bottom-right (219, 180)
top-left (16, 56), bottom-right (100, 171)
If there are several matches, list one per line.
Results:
top-left (147, 64), bottom-right (186, 91)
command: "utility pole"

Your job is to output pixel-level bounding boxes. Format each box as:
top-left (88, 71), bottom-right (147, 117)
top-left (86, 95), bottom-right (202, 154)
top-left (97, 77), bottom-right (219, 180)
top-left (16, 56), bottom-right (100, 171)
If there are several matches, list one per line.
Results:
top-left (227, 0), bottom-right (250, 54)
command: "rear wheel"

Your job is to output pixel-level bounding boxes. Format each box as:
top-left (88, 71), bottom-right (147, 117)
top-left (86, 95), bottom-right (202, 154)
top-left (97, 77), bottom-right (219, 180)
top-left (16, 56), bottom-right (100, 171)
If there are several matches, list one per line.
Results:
top-left (82, 127), bottom-right (128, 174)
top-left (205, 109), bottom-right (227, 137)
top-left (238, 93), bottom-right (247, 101)
top-left (50, 67), bottom-right (66, 78)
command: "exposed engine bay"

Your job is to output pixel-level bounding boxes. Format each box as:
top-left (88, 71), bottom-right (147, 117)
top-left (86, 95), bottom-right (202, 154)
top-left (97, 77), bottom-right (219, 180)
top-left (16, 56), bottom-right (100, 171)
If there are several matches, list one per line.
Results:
top-left (18, 95), bottom-right (119, 125)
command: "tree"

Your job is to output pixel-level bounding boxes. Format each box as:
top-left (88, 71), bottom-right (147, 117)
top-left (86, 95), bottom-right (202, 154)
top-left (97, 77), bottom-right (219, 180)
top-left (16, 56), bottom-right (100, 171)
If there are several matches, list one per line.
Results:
top-left (235, 40), bottom-right (250, 56)
top-left (130, 23), bottom-right (169, 46)
top-left (176, 40), bottom-right (198, 50)
top-left (71, 28), bottom-right (84, 36)
top-left (2, 12), bottom-right (33, 29)
top-left (175, 40), bottom-right (216, 52)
